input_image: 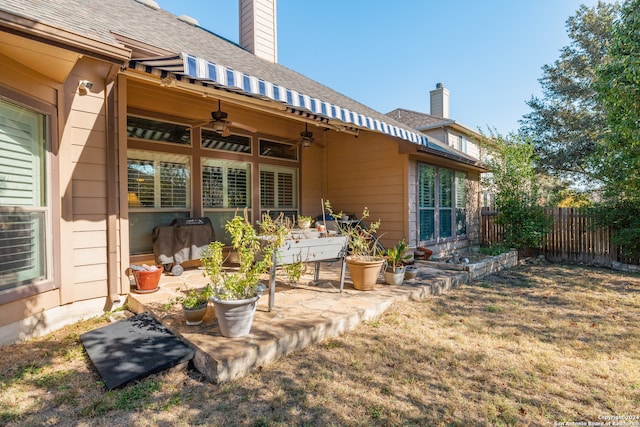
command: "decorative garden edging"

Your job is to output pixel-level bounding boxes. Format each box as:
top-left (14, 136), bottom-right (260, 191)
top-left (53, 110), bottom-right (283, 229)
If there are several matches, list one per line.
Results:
top-left (419, 249), bottom-right (519, 280)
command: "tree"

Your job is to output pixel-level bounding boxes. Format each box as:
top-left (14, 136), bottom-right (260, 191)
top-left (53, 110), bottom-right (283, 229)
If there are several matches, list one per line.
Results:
top-left (480, 130), bottom-right (552, 250)
top-left (592, 0), bottom-right (640, 259)
top-left (520, 2), bottom-right (620, 186)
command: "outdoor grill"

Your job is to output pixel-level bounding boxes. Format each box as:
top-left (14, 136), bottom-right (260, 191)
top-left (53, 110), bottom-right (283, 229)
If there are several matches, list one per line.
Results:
top-left (152, 217), bottom-right (215, 276)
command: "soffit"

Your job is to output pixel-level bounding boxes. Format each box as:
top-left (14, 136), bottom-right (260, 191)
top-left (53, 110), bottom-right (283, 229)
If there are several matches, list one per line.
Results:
top-left (0, 31), bottom-right (80, 82)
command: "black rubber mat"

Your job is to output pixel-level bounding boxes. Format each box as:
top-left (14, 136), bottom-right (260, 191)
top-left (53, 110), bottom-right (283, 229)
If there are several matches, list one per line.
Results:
top-left (80, 312), bottom-right (194, 390)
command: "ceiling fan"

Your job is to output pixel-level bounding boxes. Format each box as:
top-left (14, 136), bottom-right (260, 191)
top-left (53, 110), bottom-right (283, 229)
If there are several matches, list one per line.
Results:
top-left (289, 123), bottom-right (326, 149)
top-left (191, 99), bottom-right (257, 137)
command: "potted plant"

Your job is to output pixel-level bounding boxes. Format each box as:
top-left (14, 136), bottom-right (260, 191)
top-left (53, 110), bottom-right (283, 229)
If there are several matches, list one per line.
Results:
top-left (297, 215), bottom-right (313, 230)
top-left (179, 284), bottom-right (213, 325)
top-left (324, 200), bottom-right (384, 291)
top-left (383, 240), bottom-right (411, 285)
top-left (201, 210), bottom-right (288, 337)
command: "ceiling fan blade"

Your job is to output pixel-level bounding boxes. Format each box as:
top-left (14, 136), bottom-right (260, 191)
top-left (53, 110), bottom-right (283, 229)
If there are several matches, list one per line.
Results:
top-left (227, 121), bottom-right (257, 133)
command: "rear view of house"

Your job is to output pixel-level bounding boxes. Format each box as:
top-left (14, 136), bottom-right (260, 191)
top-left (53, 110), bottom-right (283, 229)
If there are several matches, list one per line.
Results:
top-left (0, 0), bottom-right (485, 346)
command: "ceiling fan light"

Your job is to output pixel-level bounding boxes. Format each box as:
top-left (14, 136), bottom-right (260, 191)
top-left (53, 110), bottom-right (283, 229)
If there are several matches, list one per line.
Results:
top-left (213, 121), bottom-right (225, 132)
top-left (221, 126), bottom-right (231, 137)
top-left (302, 138), bottom-right (312, 148)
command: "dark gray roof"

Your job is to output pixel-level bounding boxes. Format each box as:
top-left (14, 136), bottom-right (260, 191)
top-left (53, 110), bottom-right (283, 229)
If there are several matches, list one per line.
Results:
top-left (385, 108), bottom-right (482, 139)
top-left (1, 0), bottom-right (416, 137)
top-left (385, 108), bottom-right (451, 129)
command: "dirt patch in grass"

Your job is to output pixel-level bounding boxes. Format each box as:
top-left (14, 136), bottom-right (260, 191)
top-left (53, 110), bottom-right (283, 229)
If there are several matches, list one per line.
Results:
top-left (1, 264), bottom-right (639, 426)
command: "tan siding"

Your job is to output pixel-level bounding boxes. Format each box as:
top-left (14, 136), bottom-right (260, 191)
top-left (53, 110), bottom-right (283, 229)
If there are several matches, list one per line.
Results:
top-left (74, 264), bottom-right (108, 284)
top-left (325, 134), bottom-right (406, 247)
top-left (74, 247), bottom-right (108, 266)
top-left (73, 230), bottom-right (107, 249)
top-left (73, 217), bottom-right (108, 232)
top-left (300, 145), bottom-right (324, 217)
top-left (73, 280), bottom-right (108, 300)
top-left (64, 62), bottom-right (110, 300)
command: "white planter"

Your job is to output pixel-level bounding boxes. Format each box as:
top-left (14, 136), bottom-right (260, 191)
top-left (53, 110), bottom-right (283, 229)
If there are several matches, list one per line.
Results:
top-left (211, 295), bottom-right (260, 337)
top-left (383, 266), bottom-right (406, 286)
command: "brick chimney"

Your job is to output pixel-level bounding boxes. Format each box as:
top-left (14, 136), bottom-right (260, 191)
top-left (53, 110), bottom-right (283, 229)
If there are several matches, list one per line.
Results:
top-left (430, 82), bottom-right (450, 118)
top-left (239, 0), bottom-right (278, 63)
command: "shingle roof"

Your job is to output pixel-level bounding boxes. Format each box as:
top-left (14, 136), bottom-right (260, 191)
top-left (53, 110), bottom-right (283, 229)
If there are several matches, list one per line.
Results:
top-left (385, 108), bottom-right (452, 129)
top-left (1, 0), bottom-right (424, 142)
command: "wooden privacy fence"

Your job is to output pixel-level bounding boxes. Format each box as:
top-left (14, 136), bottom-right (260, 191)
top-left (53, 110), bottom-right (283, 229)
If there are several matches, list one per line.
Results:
top-left (480, 207), bottom-right (633, 266)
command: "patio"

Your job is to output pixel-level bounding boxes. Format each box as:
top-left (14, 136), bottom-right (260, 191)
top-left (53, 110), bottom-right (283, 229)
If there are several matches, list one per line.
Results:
top-left (126, 261), bottom-right (471, 383)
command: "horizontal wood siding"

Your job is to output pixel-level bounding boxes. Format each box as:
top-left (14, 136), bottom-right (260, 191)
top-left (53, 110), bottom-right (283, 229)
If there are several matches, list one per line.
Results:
top-left (67, 64), bottom-right (109, 292)
top-left (480, 207), bottom-right (635, 266)
top-left (325, 135), bottom-right (405, 247)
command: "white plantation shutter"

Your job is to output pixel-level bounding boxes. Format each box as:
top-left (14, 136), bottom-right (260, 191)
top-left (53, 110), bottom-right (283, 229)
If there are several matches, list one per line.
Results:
top-left (0, 115), bottom-right (43, 206)
top-left (127, 159), bottom-right (154, 206)
top-left (202, 160), bottom-right (250, 208)
top-left (259, 165), bottom-right (297, 211)
top-left (0, 100), bottom-right (47, 288)
top-left (127, 152), bottom-right (190, 209)
top-left (227, 167), bottom-right (249, 207)
top-left (159, 161), bottom-right (188, 208)
top-left (277, 172), bottom-right (294, 208)
top-left (260, 170), bottom-right (275, 208)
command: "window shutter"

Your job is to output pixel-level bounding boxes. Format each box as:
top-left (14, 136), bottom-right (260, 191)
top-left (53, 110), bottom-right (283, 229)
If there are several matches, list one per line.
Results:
top-left (160, 161), bottom-right (188, 208)
top-left (227, 167), bottom-right (248, 207)
top-left (418, 164), bottom-right (435, 208)
top-left (0, 116), bottom-right (42, 206)
top-left (202, 165), bottom-right (224, 208)
top-left (260, 170), bottom-right (275, 208)
top-left (0, 101), bottom-right (46, 287)
top-left (127, 159), bottom-right (155, 207)
top-left (277, 172), bottom-right (294, 208)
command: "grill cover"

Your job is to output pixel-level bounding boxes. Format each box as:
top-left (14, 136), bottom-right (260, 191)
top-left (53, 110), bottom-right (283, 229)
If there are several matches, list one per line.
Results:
top-left (152, 217), bottom-right (215, 266)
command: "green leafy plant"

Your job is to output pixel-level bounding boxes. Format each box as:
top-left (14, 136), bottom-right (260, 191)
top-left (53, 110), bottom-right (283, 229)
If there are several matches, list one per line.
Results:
top-left (180, 284), bottom-right (213, 310)
top-left (384, 240), bottom-right (411, 272)
top-left (324, 200), bottom-right (382, 260)
top-left (201, 209), bottom-right (289, 301)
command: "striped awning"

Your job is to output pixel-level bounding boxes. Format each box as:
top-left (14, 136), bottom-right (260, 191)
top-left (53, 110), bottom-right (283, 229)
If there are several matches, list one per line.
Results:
top-left (128, 53), bottom-right (434, 147)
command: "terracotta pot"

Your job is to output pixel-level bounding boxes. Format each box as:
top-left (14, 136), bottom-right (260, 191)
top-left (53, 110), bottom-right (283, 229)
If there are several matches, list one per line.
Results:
top-left (346, 256), bottom-right (384, 291)
top-left (132, 267), bottom-right (162, 293)
top-left (417, 247), bottom-right (433, 260)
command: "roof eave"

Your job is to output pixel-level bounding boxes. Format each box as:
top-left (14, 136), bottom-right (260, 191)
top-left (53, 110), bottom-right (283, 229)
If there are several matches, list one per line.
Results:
top-left (0, 9), bottom-right (131, 64)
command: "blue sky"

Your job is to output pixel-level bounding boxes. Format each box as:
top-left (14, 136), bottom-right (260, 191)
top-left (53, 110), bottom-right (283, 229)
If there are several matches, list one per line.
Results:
top-left (156, 0), bottom-right (604, 135)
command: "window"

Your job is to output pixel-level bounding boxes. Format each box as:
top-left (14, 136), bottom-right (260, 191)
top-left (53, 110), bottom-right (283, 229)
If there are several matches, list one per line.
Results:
top-left (457, 135), bottom-right (467, 153)
top-left (127, 150), bottom-right (191, 254)
top-left (127, 116), bottom-right (190, 146)
top-left (202, 159), bottom-right (251, 244)
top-left (202, 160), bottom-right (250, 209)
top-left (0, 99), bottom-right (48, 290)
top-left (439, 168), bottom-right (453, 239)
top-left (417, 163), bottom-right (467, 244)
top-left (259, 139), bottom-right (297, 161)
top-left (259, 165), bottom-right (297, 219)
top-left (201, 130), bottom-right (251, 154)
top-left (418, 165), bottom-right (435, 242)
top-left (455, 171), bottom-right (467, 236)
